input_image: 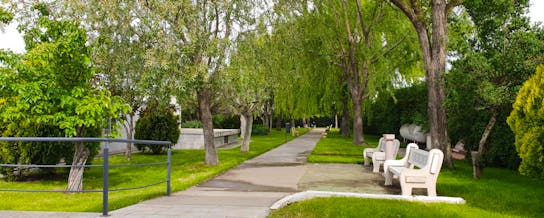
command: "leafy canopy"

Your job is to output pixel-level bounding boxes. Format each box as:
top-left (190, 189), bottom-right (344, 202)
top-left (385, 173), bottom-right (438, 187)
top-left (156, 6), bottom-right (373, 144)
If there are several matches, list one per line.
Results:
top-left (0, 10), bottom-right (130, 137)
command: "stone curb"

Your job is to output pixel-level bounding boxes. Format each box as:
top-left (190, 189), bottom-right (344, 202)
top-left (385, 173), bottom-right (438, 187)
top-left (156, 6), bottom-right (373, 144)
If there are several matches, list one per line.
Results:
top-left (270, 190), bottom-right (466, 210)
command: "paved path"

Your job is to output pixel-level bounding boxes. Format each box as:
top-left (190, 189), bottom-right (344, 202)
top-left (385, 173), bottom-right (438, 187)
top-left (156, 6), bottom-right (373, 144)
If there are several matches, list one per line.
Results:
top-left (0, 129), bottom-right (395, 218)
top-left (107, 129), bottom-right (323, 218)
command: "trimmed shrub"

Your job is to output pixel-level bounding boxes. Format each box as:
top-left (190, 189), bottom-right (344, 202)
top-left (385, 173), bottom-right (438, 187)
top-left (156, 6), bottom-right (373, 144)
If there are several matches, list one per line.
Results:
top-left (0, 122), bottom-right (100, 181)
top-left (180, 120), bottom-right (202, 128)
top-left (251, 124), bottom-right (269, 135)
top-left (135, 106), bottom-right (180, 154)
top-left (507, 65), bottom-right (544, 178)
top-left (213, 114), bottom-right (240, 129)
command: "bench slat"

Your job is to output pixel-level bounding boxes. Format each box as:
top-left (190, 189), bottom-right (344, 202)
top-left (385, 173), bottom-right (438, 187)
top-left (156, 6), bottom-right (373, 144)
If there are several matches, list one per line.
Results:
top-left (409, 149), bottom-right (429, 169)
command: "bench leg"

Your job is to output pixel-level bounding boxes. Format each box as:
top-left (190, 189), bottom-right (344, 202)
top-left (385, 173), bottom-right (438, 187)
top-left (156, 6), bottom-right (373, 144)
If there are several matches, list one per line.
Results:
top-left (373, 163), bottom-right (380, 173)
top-left (427, 186), bottom-right (437, 197)
top-left (363, 149), bottom-right (371, 166)
top-left (384, 170), bottom-right (393, 186)
top-left (401, 186), bottom-right (413, 196)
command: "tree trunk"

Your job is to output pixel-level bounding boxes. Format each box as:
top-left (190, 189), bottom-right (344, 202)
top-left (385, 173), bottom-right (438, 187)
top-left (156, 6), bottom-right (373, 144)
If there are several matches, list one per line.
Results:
top-left (240, 113), bottom-right (253, 153)
top-left (67, 141), bottom-right (90, 192)
top-left (275, 115), bottom-right (282, 131)
top-left (263, 110), bottom-right (269, 131)
top-left (198, 87), bottom-right (219, 166)
top-left (352, 98), bottom-right (365, 145)
top-left (240, 115), bottom-right (247, 139)
top-left (392, 0), bottom-right (453, 168)
top-left (473, 112), bottom-right (497, 179)
top-left (124, 113), bottom-right (135, 161)
top-left (341, 103), bottom-right (350, 137)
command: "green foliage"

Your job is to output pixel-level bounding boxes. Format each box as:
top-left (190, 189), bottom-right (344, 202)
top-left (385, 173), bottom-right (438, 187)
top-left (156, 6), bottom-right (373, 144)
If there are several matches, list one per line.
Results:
top-left (0, 122), bottom-right (67, 181)
top-left (0, 121), bottom-right (101, 181)
top-left (364, 83), bottom-right (428, 135)
top-left (445, 1), bottom-right (543, 169)
top-left (180, 120), bottom-right (202, 128)
top-left (251, 124), bottom-right (269, 136)
top-left (134, 104), bottom-right (180, 154)
top-left (0, 12), bottom-right (130, 137)
top-left (213, 114), bottom-right (240, 129)
top-left (507, 65), bottom-right (544, 179)
top-left (0, 6), bottom-right (13, 24)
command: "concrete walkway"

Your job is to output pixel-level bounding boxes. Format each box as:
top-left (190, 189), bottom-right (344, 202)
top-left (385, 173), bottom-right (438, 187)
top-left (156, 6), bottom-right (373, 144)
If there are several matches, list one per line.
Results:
top-left (107, 129), bottom-right (324, 218)
top-left (0, 129), bottom-right (394, 218)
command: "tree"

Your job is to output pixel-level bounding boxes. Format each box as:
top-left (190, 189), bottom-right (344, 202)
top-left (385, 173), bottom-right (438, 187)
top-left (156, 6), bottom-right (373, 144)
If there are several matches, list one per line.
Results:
top-left (507, 65), bottom-right (544, 179)
top-left (223, 30), bottom-right (270, 153)
top-left (389, 0), bottom-right (464, 167)
top-left (0, 8), bottom-right (129, 191)
top-left (142, 0), bottom-right (256, 165)
top-left (269, 0), bottom-right (420, 144)
top-left (80, 0), bottom-right (156, 161)
top-left (446, 0), bottom-right (543, 178)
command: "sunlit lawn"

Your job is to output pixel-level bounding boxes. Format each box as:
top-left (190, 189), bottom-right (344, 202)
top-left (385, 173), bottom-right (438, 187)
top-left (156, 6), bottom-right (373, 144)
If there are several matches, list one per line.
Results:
top-left (271, 129), bottom-right (544, 218)
top-left (0, 128), bottom-right (309, 212)
top-left (307, 129), bottom-right (379, 164)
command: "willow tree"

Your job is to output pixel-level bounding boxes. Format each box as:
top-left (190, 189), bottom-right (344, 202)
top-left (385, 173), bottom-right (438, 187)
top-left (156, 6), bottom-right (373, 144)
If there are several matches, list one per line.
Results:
top-left (142, 0), bottom-right (255, 165)
top-left (269, 2), bottom-right (352, 129)
top-left (222, 31), bottom-right (270, 152)
top-left (321, 0), bottom-right (420, 144)
top-left (389, 0), bottom-right (463, 167)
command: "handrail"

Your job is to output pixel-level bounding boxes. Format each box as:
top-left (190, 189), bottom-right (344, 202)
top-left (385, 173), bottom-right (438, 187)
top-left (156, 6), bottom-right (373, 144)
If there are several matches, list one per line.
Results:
top-left (0, 137), bottom-right (172, 216)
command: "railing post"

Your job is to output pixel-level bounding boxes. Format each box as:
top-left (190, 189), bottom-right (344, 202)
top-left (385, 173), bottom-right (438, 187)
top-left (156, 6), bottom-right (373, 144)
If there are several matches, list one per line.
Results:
top-left (102, 146), bottom-right (109, 217)
top-left (167, 147), bottom-right (171, 196)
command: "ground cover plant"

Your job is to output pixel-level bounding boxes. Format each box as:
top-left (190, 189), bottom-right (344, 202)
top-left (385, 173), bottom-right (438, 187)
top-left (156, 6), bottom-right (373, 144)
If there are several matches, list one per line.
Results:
top-left (0, 128), bottom-right (308, 212)
top-left (272, 130), bottom-right (544, 217)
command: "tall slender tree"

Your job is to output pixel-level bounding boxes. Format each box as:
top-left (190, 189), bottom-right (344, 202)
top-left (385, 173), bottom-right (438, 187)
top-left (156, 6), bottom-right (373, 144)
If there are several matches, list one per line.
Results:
top-left (389, 0), bottom-right (463, 167)
top-left (142, 0), bottom-right (256, 165)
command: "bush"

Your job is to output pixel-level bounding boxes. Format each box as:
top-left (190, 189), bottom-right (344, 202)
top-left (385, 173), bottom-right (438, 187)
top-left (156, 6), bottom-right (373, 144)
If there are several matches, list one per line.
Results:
top-left (180, 120), bottom-right (202, 128)
top-left (135, 106), bottom-right (180, 154)
top-left (251, 124), bottom-right (269, 135)
top-left (364, 83), bottom-right (427, 135)
top-left (507, 65), bottom-right (544, 178)
top-left (0, 122), bottom-right (100, 181)
top-left (213, 114), bottom-right (240, 129)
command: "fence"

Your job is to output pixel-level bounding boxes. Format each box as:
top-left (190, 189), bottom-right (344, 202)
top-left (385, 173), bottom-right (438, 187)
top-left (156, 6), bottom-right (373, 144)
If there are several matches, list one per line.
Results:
top-left (0, 137), bottom-right (172, 216)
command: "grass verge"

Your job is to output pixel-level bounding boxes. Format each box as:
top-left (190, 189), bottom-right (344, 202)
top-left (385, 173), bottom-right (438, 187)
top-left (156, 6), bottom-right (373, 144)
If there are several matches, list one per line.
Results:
top-left (307, 129), bottom-right (379, 164)
top-left (0, 128), bottom-right (309, 212)
top-left (272, 129), bottom-right (544, 218)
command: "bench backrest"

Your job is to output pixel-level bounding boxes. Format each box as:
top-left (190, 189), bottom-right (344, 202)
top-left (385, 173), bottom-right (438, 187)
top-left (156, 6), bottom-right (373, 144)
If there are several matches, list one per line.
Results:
top-left (409, 149), bottom-right (429, 169)
top-left (408, 149), bottom-right (444, 174)
top-left (376, 137), bottom-right (385, 152)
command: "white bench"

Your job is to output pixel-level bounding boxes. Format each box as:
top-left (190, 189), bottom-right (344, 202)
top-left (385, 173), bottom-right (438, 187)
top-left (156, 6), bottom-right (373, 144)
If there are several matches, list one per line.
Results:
top-left (363, 137), bottom-right (400, 173)
top-left (383, 144), bottom-right (444, 196)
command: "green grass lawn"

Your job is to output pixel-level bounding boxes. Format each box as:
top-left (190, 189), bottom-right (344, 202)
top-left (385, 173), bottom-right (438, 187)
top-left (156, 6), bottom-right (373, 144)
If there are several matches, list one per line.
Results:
top-left (0, 128), bottom-right (309, 212)
top-left (271, 129), bottom-right (544, 218)
top-left (307, 129), bottom-right (379, 164)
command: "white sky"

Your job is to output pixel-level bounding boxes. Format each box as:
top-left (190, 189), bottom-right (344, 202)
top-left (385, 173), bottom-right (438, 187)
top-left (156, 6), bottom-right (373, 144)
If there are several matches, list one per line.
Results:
top-left (1, 1), bottom-right (544, 54)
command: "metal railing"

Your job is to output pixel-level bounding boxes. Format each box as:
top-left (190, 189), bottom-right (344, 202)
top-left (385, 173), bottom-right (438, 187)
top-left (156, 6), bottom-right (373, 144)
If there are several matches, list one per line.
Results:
top-left (0, 137), bottom-right (172, 216)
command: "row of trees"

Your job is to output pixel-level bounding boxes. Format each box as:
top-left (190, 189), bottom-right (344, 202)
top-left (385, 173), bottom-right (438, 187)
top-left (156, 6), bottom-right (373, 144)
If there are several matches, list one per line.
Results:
top-left (1, 0), bottom-right (543, 192)
top-left (0, 0), bottom-right (270, 191)
top-left (266, 0), bottom-right (544, 178)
